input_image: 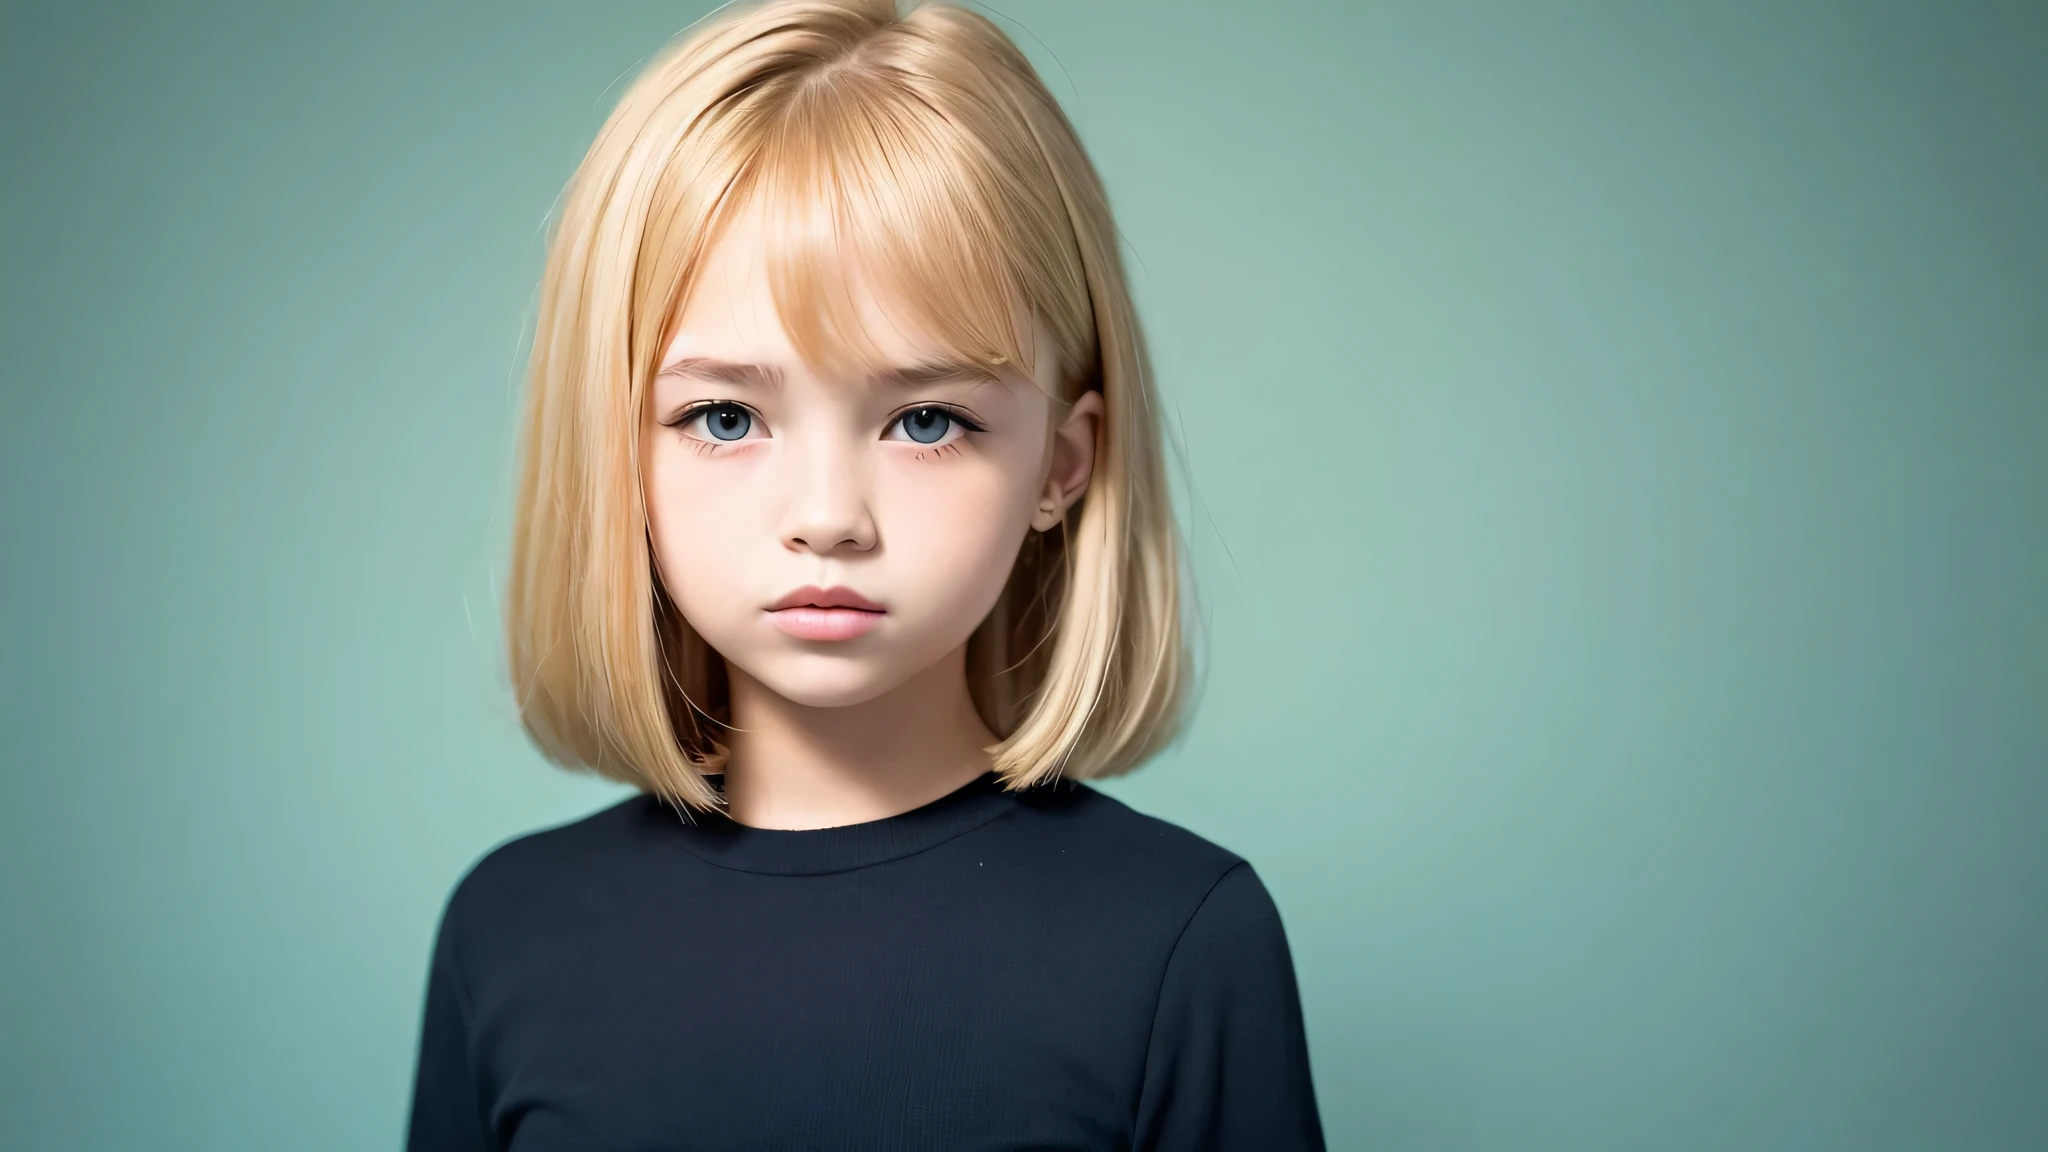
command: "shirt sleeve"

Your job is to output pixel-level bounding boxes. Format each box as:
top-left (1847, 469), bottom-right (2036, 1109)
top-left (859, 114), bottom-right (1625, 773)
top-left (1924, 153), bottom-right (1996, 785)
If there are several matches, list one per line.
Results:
top-left (405, 891), bottom-right (497, 1152)
top-left (1131, 861), bottom-right (1326, 1151)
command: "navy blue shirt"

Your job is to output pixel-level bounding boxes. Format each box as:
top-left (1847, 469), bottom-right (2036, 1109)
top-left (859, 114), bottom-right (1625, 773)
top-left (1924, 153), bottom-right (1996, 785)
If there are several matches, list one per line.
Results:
top-left (406, 771), bottom-right (1324, 1150)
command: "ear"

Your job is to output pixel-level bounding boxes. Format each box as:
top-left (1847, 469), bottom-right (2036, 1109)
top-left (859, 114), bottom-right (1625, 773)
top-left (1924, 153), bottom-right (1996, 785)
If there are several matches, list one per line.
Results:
top-left (1032, 389), bottom-right (1104, 532)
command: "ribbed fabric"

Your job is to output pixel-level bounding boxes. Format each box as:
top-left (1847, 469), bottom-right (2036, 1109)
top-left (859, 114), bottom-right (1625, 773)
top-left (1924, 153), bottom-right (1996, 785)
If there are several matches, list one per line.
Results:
top-left (406, 772), bottom-right (1324, 1151)
top-left (662, 771), bottom-right (1020, 875)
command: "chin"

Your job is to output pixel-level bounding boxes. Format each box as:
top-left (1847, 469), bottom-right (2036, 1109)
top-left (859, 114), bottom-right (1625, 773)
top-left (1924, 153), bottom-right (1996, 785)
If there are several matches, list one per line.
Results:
top-left (745, 651), bottom-right (914, 709)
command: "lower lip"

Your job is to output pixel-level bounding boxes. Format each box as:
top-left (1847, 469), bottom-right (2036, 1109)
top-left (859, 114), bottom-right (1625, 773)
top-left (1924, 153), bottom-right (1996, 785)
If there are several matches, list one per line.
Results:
top-left (767, 607), bottom-right (884, 641)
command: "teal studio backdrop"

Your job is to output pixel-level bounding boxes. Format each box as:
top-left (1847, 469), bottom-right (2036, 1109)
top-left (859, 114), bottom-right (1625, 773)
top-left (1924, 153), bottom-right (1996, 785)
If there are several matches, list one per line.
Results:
top-left (3, 0), bottom-right (2043, 1148)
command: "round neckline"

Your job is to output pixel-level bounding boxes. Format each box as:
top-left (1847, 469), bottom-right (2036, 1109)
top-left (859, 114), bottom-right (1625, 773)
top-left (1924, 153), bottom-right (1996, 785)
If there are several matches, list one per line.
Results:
top-left (650, 770), bottom-right (1021, 876)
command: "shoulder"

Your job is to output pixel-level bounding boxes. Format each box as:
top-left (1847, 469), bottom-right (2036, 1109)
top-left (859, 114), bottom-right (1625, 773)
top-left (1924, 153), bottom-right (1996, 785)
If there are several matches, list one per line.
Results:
top-left (1017, 777), bottom-right (1243, 861)
top-left (990, 777), bottom-right (1255, 915)
top-left (995, 783), bottom-right (1303, 1021)
top-left (436, 792), bottom-right (663, 942)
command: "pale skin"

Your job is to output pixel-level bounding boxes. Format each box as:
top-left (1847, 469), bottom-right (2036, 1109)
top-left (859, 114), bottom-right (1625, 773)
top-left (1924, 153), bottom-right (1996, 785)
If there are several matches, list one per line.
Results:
top-left (643, 203), bottom-right (1103, 830)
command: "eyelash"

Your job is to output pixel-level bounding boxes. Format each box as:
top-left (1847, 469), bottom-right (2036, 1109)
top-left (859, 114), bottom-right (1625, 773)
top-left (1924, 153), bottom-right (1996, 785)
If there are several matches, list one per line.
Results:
top-left (890, 405), bottom-right (989, 439)
top-left (665, 401), bottom-right (757, 457)
top-left (663, 402), bottom-right (989, 455)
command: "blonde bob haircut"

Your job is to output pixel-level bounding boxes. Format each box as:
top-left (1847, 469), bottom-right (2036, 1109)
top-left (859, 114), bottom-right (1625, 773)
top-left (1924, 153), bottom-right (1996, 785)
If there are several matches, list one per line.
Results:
top-left (506, 0), bottom-right (1190, 813)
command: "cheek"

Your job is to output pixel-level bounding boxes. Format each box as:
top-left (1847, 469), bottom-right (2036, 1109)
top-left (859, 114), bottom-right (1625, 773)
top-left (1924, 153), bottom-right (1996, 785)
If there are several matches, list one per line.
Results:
top-left (875, 456), bottom-right (1037, 617)
top-left (642, 444), bottom-right (766, 622)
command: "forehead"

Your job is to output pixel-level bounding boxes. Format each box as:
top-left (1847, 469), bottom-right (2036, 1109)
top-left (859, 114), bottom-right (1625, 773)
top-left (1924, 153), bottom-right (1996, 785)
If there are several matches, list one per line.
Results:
top-left (666, 201), bottom-right (957, 375)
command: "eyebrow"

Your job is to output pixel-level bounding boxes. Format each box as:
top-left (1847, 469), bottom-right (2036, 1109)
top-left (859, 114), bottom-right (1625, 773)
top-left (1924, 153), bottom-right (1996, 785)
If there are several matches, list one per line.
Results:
top-left (653, 355), bottom-right (1001, 390)
top-left (655, 357), bottom-right (785, 389)
top-left (875, 357), bottom-right (1003, 389)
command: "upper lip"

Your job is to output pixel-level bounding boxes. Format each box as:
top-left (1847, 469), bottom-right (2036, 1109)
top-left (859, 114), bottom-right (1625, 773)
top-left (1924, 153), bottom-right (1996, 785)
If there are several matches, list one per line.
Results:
top-left (767, 585), bottom-right (886, 612)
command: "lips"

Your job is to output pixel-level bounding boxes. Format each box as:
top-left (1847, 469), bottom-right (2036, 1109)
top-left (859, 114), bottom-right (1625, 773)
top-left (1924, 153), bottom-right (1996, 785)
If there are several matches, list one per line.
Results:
top-left (767, 585), bottom-right (886, 612)
top-left (766, 585), bottom-right (885, 641)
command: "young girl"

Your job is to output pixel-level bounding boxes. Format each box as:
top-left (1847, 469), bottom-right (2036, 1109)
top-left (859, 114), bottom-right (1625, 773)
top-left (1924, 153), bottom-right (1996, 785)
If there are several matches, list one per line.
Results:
top-left (406, 1), bottom-right (1323, 1147)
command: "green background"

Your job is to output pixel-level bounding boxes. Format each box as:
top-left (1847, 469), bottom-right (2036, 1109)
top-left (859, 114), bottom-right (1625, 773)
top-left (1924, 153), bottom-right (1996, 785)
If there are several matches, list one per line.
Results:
top-left (4, 1), bottom-right (2043, 1148)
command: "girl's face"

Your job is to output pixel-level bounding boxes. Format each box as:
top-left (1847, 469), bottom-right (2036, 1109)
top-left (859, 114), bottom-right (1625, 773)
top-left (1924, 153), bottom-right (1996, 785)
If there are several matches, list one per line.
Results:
top-left (643, 204), bottom-right (1100, 710)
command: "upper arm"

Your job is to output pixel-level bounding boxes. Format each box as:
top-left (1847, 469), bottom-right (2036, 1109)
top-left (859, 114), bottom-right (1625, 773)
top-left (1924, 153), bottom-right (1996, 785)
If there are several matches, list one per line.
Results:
top-left (406, 881), bottom-right (498, 1152)
top-left (1130, 861), bottom-right (1325, 1152)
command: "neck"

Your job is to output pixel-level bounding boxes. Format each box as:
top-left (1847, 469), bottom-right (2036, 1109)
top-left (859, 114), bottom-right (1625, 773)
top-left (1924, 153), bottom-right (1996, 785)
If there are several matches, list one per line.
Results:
top-left (718, 644), bottom-right (999, 829)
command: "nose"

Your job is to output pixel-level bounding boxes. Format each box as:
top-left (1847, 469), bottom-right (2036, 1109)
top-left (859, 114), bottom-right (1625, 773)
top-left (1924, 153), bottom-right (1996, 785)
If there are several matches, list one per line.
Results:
top-left (779, 435), bottom-right (878, 556)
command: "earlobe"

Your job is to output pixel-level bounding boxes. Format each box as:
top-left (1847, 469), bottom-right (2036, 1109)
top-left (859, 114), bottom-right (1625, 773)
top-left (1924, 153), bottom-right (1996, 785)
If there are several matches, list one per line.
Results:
top-left (1032, 389), bottom-right (1104, 533)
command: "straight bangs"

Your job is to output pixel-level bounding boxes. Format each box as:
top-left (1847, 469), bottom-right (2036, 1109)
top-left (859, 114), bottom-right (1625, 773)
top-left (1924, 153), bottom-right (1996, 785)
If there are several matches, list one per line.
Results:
top-left (698, 45), bottom-right (1096, 401)
top-left (510, 0), bottom-right (1189, 814)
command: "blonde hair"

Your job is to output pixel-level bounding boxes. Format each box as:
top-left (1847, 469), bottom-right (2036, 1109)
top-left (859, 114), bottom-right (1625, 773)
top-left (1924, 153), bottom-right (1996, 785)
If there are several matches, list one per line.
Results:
top-left (506, 0), bottom-right (1189, 812)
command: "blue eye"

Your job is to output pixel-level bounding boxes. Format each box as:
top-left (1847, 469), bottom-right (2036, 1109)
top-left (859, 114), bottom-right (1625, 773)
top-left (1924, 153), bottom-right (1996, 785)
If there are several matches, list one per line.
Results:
top-left (897, 407), bottom-right (951, 444)
top-left (695, 404), bottom-right (752, 441)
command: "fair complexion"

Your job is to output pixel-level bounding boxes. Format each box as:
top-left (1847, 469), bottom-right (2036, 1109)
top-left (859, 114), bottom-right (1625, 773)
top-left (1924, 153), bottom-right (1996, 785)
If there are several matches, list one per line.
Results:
top-left (643, 204), bottom-right (1102, 830)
